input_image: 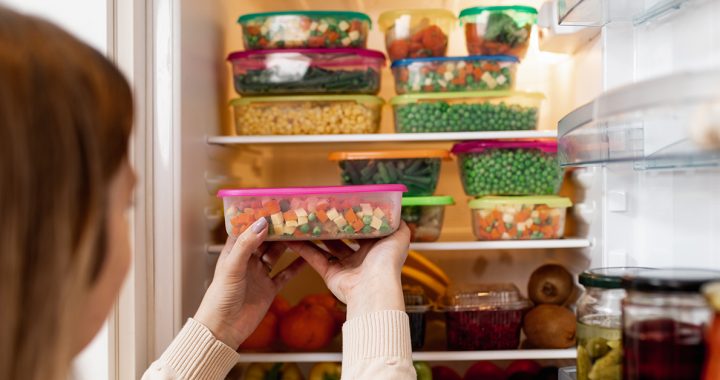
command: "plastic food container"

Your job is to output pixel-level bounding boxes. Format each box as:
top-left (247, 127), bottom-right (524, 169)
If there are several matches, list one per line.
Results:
top-left (440, 284), bottom-right (531, 350)
top-left (459, 6), bottom-right (538, 59)
top-left (218, 184), bottom-right (406, 241)
top-left (391, 91), bottom-right (542, 133)
top-left (452, 140), bottom-right (563, 196)
top-left (402, 196), bottom-right (454, 242)
top-left (391, 55), bottom-right (519, 94)
top-left (227, 49), bottom-right (386, 95)
top-left (404, 285), bottom-right (430, 350)
top-left (328, 150), bottom-right (450, 196)
top-left (378, 9), bottom-right (456, 61)
top-left (469, 196), bottom-right (571, 240)
top-left (238, 11), bottom-right (371, 50)
top-left (621, 269), bottom-right (720, 380)
top-left (231, 95), bottom-right (383, 135)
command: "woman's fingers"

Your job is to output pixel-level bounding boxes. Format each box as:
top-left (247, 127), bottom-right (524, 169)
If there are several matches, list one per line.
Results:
top-left (219, 235), bottom-right (238, 258)
top-left (323, 240), bottom-right (356, 261)
top-left (272, 257), bottom-right (307, 289)
top-left (286, 241), bottom-right (333, 277)
top-left (227, 218), bottom-right (269, 266)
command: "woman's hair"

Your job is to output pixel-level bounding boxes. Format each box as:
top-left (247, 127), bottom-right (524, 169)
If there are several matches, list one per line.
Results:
top-left (0, 6), bottom-right (133, 379)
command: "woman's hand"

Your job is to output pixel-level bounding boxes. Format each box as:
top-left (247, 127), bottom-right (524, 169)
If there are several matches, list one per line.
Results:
top-left (286, 222), bottom-right (411, 320)
top-left (194, 218), bottom-right (305, 350)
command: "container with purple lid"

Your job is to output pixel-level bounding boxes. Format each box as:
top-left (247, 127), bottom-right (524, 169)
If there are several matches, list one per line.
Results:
top-left (218, 184), bottom-right (407, 240)
top-left (227, 48), bottom-right (386, 95)
top-left (451, 140), bottom-right (562, 196)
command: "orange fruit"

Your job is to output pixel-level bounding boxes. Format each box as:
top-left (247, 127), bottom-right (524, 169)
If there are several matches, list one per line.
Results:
top-left (239, 311), bottom-right (277, 350)
top-left (279, 303), bottom-right (335, 351)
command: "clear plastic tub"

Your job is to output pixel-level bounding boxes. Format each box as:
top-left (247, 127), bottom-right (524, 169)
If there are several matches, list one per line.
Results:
top-left (469, 196), bottom-right (571, 240)
top-left (440, 284), bottom-right (531, 350)
top-left (231, 95), bottom-right (383, 135)
top-left (451, 140), bottom-right (563, 196)
top-left (404, 285), bottom-right (430, 350)
top-left (391, 55), bottom-right (519, 94)
top-left (218, 184), bottom-right (406, 240)
top-left (459, 6), bottom-right (538, 59)
top-left (402, 196), bottom-right (454, 242)
top-left (328, 150), bottom-right (450, 196)
top-left (377, 9), bottom-right (456, 61)
top-left (390, 91), bottom-right (543, 133)
top-left (227, 49), bottom-right (386, 95)
top-left (238, 11), bottom-right (371, 50)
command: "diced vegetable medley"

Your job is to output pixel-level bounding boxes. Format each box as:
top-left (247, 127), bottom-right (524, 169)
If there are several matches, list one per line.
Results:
top-left (239, 12), bottom-right (370, 50)
top-left (471, 200), bottom-right (569, 240)
top-left (392, 56), bottom-right (517, 94)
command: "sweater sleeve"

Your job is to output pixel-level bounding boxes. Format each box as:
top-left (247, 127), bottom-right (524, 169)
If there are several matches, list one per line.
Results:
top-left (141, 318), bottom-right (240, 380)
top-left (340, 310), bottom-right (416, 380)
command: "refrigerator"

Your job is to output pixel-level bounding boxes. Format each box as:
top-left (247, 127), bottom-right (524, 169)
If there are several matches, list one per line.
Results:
top-left (103, 0), bottom-right (720, 378)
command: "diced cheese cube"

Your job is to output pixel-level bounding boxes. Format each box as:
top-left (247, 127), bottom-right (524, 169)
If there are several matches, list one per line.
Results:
top-left (412, 83), bottom-right (421, 91)
top-left (298, 216), bottom-right (308, 225)
top-left (496, 74), bottom-right (507, 85)
top-left (283, 225), bottom-right (297, 235)
top-left (479, 209), bottom-right (490, 218)
top-left (334, 216), bottom-right (347, 228)
top-left (457, 61), bottom-right (466, 69)
top-left (517, 223), bottom-right (526, 232)
top-left (424, 78), bottom-right (432, 86)
top-left (502, 232), bottom-right (511, 240)
top-left (225, 207), bottom-right (239, 217)
top-left (318, 22), bottom-right (328, 33)
top-left (373, 208), bottom-right (385, 219)
top-left (438, 79), bottom-right (447, 87)
top-left (260, 26), bottom-right (268, 35)
top-left (341, 37), bottom-right (351, 46)
top-left (310, 21), bottom-right (318, 31)
top-left (286, 220), bottom-right (298, 228)
top-left (349, 31), bottom-right (359, 40)
top-left (446, 63), bottom-right (455, 71)
top-left (295, 208), bottom-right (308, 217)
top-left (370, 216), bottom-right (383, 230)
top-left (502, 213), bottom-right (514, 224)
top-left (273, 225), bottom-right (284, 235)
top-left (326, 208), bottom-right (340, 221)
top-left (443, 71), bottom-right (454, 81)
top-left (525, 218), bottom-right (534, 228)
top-left (360, 203), bottom-right (373, 215)
top-left (271, 212), bottom-right (284, 225)
top-left (339, 21), bottom-right (349, 31)
top-left (481, 72), bottom-right (497, 89)
top-left (531, 210), bottom-right (540, 219)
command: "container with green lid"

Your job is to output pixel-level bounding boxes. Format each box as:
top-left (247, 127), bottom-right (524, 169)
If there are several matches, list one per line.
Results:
top-left (390, 91), bottom-right (543, 133)
top-left (459, 5), bottom-right (537, 59)
top-left (576, 267), bottom-right (654, 380)
top-left (231, 95), bottom-right (383, 135)
top-left (401, 195), bottom-right (454, 242)
top-left (238, 11), bottom-right (371, 50)
top-left (469, 196), bottom-right (570, 240)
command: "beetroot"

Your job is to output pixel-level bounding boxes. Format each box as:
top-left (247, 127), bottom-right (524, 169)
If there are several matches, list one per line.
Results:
top-left (446, 309), bottom-right (524, 350)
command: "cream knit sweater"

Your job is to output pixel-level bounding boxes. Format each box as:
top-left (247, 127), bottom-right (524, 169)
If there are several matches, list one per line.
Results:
top-left (141, 310), bottom-right (416, 380)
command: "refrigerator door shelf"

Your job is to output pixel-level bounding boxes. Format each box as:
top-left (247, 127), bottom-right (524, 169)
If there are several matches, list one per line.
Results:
top-left (558, 70), bottom-right (720, 169)
top-left (557, 0), bottom-right (692, 27)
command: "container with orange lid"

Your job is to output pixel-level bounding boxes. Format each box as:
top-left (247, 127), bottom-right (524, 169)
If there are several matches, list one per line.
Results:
top-left (329, 149), bottom-right (450, 196)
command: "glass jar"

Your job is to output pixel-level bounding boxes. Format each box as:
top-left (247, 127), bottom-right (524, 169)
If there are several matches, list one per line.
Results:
top-left (576, 268), bottom-right (652, 380)
top-left (621, 269), bottom-right (720, 380)
top-left (403, 285), bottom-right (430, 351)
top-left (703, 282), bottom-right (720, 380)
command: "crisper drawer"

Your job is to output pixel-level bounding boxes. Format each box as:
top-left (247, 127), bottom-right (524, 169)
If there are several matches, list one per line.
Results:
top-left (558, 70), bottom-right (720, 169)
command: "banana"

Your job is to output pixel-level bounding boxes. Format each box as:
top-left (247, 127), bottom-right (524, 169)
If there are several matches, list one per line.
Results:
top-left (405, 250), bottom-right (450, 287)
top-left (402, 266), bottom-right (447, 301)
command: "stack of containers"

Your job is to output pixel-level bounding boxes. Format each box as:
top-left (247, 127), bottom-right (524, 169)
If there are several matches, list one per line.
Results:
top-left (229, 11), bottom-right (386, 135)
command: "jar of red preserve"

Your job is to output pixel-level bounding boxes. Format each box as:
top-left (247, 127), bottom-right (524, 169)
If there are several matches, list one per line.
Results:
top-left (621, 269), bottom-right (720, 380)
top-left (703, 282), bottom-right (720, 380)
top-left (439, 283), bottom-right (530, 350)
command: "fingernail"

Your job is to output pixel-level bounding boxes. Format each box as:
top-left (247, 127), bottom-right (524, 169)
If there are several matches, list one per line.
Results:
top-left (250, 217), bottom-right (268, 234)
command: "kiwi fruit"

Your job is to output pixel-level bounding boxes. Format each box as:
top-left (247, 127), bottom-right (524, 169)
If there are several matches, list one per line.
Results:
top-left (522, 304), bottom-right (577, 348)
top-left (527, 264), bottom-right (574, 305)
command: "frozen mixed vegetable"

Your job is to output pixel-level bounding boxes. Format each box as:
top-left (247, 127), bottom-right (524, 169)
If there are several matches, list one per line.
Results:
top-left (239, 11), bottom-right (371, 50)
top-left (391, 55), bottom-right (518, 94)
top-left (460, 6), bottom-right (537, 59)
top-left (401, 196), bottom-right (454, 242)
top-left (469, 196), bottom-right (570, 240)
top-left (378, 9), bottom-right (455, 61)
top-left (228, 49), bottom-right (385, 95)
top-left (452, 140), bottom-right (562, 196)
top-left (391, 91), bottom-right (542, 133)
top-left (231, 95), bottom-right (383, 135)
top-left (329, 150), bottom-right (449, 196)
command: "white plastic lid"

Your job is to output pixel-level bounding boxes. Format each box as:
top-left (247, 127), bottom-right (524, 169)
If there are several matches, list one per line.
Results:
top-left (440, 283), bottom-right (531, 311)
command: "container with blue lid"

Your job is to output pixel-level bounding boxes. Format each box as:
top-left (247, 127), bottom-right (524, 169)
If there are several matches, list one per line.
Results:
top-left (390, 55), bottom-right (519, 94)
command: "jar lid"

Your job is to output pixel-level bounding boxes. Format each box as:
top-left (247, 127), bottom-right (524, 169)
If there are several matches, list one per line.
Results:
top-left (238, 11), bottom-right (372, 27)
top-left (459, 5), bottom-right (538, 18)
top-left (217, 184), bottom-right (407, 198)
top-left (439, 283), bottom-right (531, 311)
top-left (402, 196), bottom-right (455, 207)
top-left (579, 267), bottom-right (656, 289)
top-left (621, 268), bottom-right (720, 293)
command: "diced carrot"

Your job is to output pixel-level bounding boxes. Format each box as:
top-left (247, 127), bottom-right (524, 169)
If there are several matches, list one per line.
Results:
top-left (256, 209), bottom-right (268, 218)
top-left (542, 226), bottom-right (555, 237)
top-left (436, 65), bottom-right (446, 75)
top-left (551, 215), bottom-right (560, 226)
top-left (490, 230), bottom-right (501, 240)
top-left (316, 202), bottom-right (329, 211)
top-left (491, 210), bottom-right (502, 221)
top-left (352, 219), bottom-right (364, 232)
top-left (316, 210), bottom-right (328, 222)
top-left (473, 67), bottom-right (484, 80)
top-left (516, 210), bottom-right (530, 222)
top-left (293, 229), bottom-right (305, 237)
top-left (539, 210), bottom-right (549, 220)
top-left (522, 229), bottom-right (530, 238)
top-left (497, 222), bottom-right (506, 234)
top-left (265, 200), bottom-right (281, 214)
top-left (244, 208), bottom-right (255, 215)
top-left (283, 210), bottom-right (297, 221)
top-left (230, 215), bottom-right (242, 226)
top-left (344, 209), bottom-right (358, 223)
top-left (466, 63), bottom-right (475, 74)
top-left (478, 218), bottom-right (488, 229)
top-left (509, 227), bottom-right (518, 236)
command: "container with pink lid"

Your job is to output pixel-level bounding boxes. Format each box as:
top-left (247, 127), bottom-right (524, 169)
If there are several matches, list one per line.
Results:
top-left (227, 48), bottom-right (386, 95)
top-left (218, 185), bottom-right (406, 240)
top-left (451, 140), bottom-right (562, 196)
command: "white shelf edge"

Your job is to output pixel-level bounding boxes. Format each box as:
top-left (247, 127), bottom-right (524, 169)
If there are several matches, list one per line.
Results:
top-left (236, 349), bottom-right (577, 363)
top-left (207, 130), bottom-right (557, 145)
top-left (207, 239), bottom-right (590, 254)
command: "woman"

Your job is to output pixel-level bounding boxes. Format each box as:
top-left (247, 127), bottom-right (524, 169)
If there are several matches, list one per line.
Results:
top-left (0, 6), bottom-right (415, 380)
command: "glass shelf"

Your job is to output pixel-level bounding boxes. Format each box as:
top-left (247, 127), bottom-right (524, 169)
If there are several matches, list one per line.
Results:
top-left (558, 70), bottom-right (720, 169)
top-left (558, 0), bottom-right (693, 26)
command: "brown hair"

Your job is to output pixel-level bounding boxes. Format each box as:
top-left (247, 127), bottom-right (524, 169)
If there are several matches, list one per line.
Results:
top-left (0, 6), bottom-right (133, 379)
